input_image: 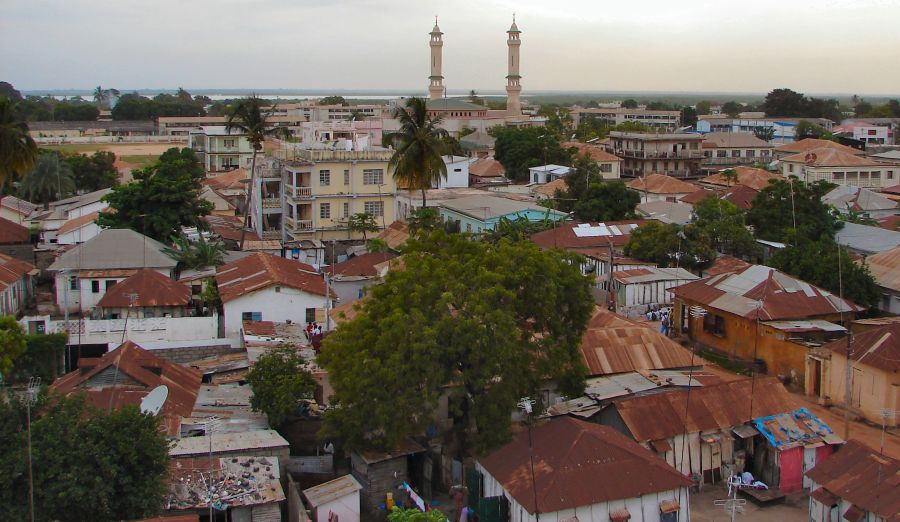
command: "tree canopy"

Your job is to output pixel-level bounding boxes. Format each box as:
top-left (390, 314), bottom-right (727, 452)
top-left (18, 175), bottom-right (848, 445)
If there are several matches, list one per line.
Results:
top-left (246, 345), bottom-right (317, 427)
top-left (319, 96), bottom-right (348, 106)
top-left (746, 179), bottom-right (840, 242)
top-left (0, 97), bottom-right (38, 189)
top-left (111, 91), bottom-right (206, 120)
top-left (769, 238), bottom-right (880, 310)
top-left (691, 196), bottom-right (760, 258)
top-left (0, 394), bottom-right (169, 521)
top-left (492, 127), bottom-right (570, 182)
top-left (18, 152), bottom-right (76, 208)
top-left (761, 88), bottom-right (841, 121)
top-left (319, 230), bottom-right (593, 455)
top-left (98, 147), bottom-right (212, 241)
top-left (0, 316), bottom-right (27, 380)
top-left (624, 221), bottom-right (715, 271)
top-left (385, 97), bottom-right (448, 206)
top-left (63, 150), bottom-right (119, 191)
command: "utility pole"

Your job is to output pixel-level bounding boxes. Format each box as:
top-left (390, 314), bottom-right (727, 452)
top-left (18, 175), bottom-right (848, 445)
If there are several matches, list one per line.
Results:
top-left (518, 397), bottom-right (540, 522)
top-left (21, 377), bottom-right (41, 522)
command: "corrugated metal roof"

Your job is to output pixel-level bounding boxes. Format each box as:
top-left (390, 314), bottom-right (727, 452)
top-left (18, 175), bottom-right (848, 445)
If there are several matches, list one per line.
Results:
top-left (824, 322), bottom-right (900, 372)
top-left (581, 309), bottom-right (696, 376)
top-left (753, 408), bottom-right (842, 450)
top-left (613, 266), bottom-right (698, 284)
top-left (670, 264), bottom-right (864, 320)
top-left (216, 252), bottom-right (332, 303)
top-left (169, 430), bottom-right (289, 457)
top-left (0, 216), bottom-right (30, 244)
top-left (762, 320), bottom-right (846, 333)
top-left (862, 245), bottom-right (900, 292)
top-left (303, 475), bottom-right (362, 507)
top-left (530, 220), bottom-right (647, 250)
top-left (612, 377), bottom-right (795, 442)
top-left (48, 228), bottom-right (177, 272)
top-left (477, 417), bottom-right (692, 514)
top-left (805, 440), bottom-right (900, 520)
top-left (835, 222), bottom-right (900, 255)
top-left (167, 456), bottom-right (284, 511)
top-left (50, 341), bottom-right (202, 436)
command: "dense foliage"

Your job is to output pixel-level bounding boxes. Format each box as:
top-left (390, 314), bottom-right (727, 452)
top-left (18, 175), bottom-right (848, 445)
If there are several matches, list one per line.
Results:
top-left (246, 345), bottom-right (317, 427)
top-left (691, 196), bottom-right (760, 258)
top-left (0, 394), bottom-right (170, 522)
top-left (0, 316), bottom-right (27, 380)
top-left (111, 91), bottom-right (206, 120)
top-left (63, 150), bottom-right (119, 191)
top-left (550, 156), bottom-right (639, 221)
top-left (492, 126), bottom-right (570, 181)
top-left (319, 230), bottom-right (593, 455)
top-left (18, 152), bottom-right (76, 207)
top-left (761, 88), bottom-right (842, 121)
top-left (624, 221), bottom-right (716, 270)
top-left (0, 97), bottom-right (38, 188)
top-left (385, 97), bottom-right (449, 206)
top-left (99, 147), bottom-right (212, 241)
top-left (747, 179), bottom-right (840, 242)
top-left (6, 333), bottom-right (68, 384)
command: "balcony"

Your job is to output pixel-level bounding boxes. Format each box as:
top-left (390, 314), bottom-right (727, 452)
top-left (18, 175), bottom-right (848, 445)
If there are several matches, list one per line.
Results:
top-left (286, 185), bottom-right (313, 199)
top-left (261, 230), bottom-right (281, 240)
top-left (702, 156), bottom-right (770, 166)
top-left (261, 197), bottom-right (282, 209)
top-left (614, 149), bottom-right (705, 160)
top-left (257, 168), bottom-right (280, 179)
top-left (623, 168), bottom-right (697, 179)
top-left (287, 217), bottom-right (314, 231)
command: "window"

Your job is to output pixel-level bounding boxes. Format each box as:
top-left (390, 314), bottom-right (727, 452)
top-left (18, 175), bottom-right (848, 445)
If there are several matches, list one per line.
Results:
top-left (91, 280), bottom-right (100, 294)
top-left (789, 164), bottom-right (794, 173)
top-left (363, 169), bottom-right (384, 185)
top-left (319, 170), bottom-right (331, 186)
top-left (888, 170), bottom-right (895, 180)
top-left (224, 139), bottom-right (235, 148)
top-left (242, 312), bottom-right (262, 321)
top-left (364, 201), bottom-right (384, 216)
top-left (191, 284), bottom-right (202, 295)
top-left (343, 202), bottom-right (350, 217)
top-left (343, 169), bottom-right (350, 185)
top-left (731, 150), bottom-right (741, 158)
top-left (746, 150), bottom-right (756, 158)
top-left (69, 276), bottom-right (77, 291)
top-left (305, 307), bottom-right (316, 323)
top-left (600, 163), bottom-right (612, 173)
top-left (105, 280), bottom-right (117, 291)
top-left (716, 150), bottom-right (727, 158)
top-left (703, 314), bottom-right (726, 336)
top-left (761, 150), bottom-right (770, 157)
top-left (320, 202), bottom-right (331, 219)
top-left (466, 223), bottom-right (472, 233)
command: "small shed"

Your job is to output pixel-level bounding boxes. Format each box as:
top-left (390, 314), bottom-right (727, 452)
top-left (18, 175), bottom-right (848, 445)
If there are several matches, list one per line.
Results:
top-left (303, 474), bottom-right (363, 522)
top-left (350, 439), bottom-right (425, 520)
top-left (751, 408), bottom-right (843, 493)
top-left (611, 266), bottom-right (698, 316)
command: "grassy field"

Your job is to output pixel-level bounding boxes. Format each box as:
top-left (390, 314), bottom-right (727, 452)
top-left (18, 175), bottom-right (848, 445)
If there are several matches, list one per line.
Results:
top-left (118, 155), bottom-right (159, 168)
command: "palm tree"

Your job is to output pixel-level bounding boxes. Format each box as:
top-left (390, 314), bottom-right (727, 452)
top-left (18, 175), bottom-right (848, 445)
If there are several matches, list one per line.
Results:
top-left (19, 153), bottom-right (76, 208)
top-left (93, 85), bottom-right (106, 107)
top-left (0, 98), bottom-right (38, 191)
top-left (386, 97), bottom-right (448, 207)
top-left (225, 96), bottom-right (287, 249)
top-left (165, 234), bottom-right (225, 270)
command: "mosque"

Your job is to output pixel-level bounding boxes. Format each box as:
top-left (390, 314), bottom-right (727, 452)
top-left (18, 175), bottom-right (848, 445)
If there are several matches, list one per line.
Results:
top-left (421, 17), bottom-right (541, 136)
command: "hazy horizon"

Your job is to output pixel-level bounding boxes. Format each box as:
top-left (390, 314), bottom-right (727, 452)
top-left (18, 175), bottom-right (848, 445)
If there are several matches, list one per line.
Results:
top-left (4, 0), bottom-right (900, 97)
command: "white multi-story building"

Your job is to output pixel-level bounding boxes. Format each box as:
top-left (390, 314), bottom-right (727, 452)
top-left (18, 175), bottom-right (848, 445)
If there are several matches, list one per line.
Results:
top-left (571, 108), bottom-right (681, 131)
top-left (188, 126), bottom-right (255, 173)
top-left (697, 116), bottom-right (834, 144)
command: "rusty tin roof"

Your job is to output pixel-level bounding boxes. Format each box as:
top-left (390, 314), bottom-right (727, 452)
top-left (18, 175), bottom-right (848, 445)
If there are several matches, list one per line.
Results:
top-left (806, 440), bottom-right (899, 520)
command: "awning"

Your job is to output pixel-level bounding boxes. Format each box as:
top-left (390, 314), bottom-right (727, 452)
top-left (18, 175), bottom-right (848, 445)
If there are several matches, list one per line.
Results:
top-left (650, 439), bottom-right (672, 453)
top-left (809, 487), bottom-right (838, 507)
top-left (659, 500), bottom-right (680, 514)
top-left (843, 504), bottom-right (865, 522)
top-left (733, 425), bottom-right (759, 439)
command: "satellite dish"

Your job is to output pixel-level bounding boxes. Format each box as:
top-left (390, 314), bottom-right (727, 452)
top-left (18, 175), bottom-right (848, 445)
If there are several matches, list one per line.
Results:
top-left (140, 385), bottom-right (169, 416)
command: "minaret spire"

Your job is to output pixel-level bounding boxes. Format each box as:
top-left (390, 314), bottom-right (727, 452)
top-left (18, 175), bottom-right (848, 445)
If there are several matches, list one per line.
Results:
top-left (506, 16), bottom-right (522, 117)
top-left (428, 18), bottom-right (444, 101)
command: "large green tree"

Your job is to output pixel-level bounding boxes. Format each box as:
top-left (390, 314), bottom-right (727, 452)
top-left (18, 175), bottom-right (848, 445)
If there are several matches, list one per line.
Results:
top-left (18, 153), bottom-right (76, 208)
top-left (246, 345), bottom-right (317, 427)
top-left (347, 212), bottom-right (379, 240)
top-left (492, 127), bottom-right (569, 182)
top-left (53, 102), bottom-right (100, 121)
top-left (98, 147), bottom-right (212, 241)
top-left (769, 238), bottom-right (880, 309)
top-left (0, 316), bottom-right (27, 381)
top-left (692, 196), bottom-right (760, 258)
top-left (164, 234), bottom-right (225, 270)
top-left (0, 97), bottom-right (37, 190)
top-left (226, 95), bottom-right (287, 249)
top-left (64, 150), bottom-right (119, 191)
top-left (747, 179), bottom-right (840, 242)
top-left (319, 230), bottom-right (593, 455)
top-left (624, 221), bottom-right (716, 270)
top-left (573, 181), bottom-right (640, 222)
top-left (386, 97), bottom-right (448, 207)
top-left (0, 394), bottom-right (170, 522)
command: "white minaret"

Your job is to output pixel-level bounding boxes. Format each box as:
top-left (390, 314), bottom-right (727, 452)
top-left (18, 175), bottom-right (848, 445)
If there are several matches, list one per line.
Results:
top-left (429, 18), bottom-right (444, 101)
top-left (506, 15), bottom-right (522, 117)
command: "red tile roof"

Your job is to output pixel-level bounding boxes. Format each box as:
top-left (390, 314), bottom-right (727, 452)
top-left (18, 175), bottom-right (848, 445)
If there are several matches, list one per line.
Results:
top-left (328, 252), bottom-right (397, 277)
top-left (704, 255), bottom-right (752, 277)
top-left (882, 184), bottom-right (900, 196)
top-left (774, 138), bottom-right (863, 155)
top-left (97, 268), bottom-right (191, 308)
top-left (57, 211), bottom-right (100, 235)
top-left (49, 341), bottom-right (202, 435)
top-left (216, 252), bottom-right (332, 303)
top-left (720, 184), bottom-right (759, 209)
top-left (529, 220), bottom-right (647, 251)
top-left (376, 221), bottom-right (410, 250)
top-left (581, 309), bottom-right (695, 376)
top-left (612, 376), bottom-right (796, 442)
top-left (469, 157), bottom-right (505, 178)
top-left (669, 264), bottom-right (864, 320)
top-left (824, 322), bottom-right (900, 372)
top-left (805, 440), bottom-right (900, 521)
top-left (876, 215), bottom-right (900, 231)
top-left (679, 189), bottom-right (722, 205)
top-left (203, 215), bottom-right (261, 243)
top-left (562, 141), bottom-right (622, 162)
top-left (0, 216), bottom-right (30, 244)
top-left (781, 147), bottom-right (883, 168)
top-left (700, 167), bottom-right (783, 191)
top-left (477, 417), bottom-right (692, 514)
top-left (627, 174), bottom-right (697, 195)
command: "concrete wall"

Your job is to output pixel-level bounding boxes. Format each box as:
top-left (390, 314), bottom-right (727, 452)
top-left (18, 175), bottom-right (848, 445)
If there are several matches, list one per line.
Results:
top-left (56, 221), bottom-right (103, 245)
top-left (24, 314), bottom-right (220, 346)
top-left (53, 267), bottom-right (170, 314)
top-left (223, 287), bottom-right (328, 338)
top-left (814, 350), bottom-right (900, 427)
top-left (313, 488), bottom-right (361, 522)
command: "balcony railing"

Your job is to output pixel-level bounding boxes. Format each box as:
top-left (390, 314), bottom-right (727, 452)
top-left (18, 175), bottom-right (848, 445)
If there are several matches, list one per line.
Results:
top-left (702, 156), bottom-right (770, 166)
top-left (285, 185), bottom-right (313, 199)
top-left (257, 168), bottom-right (280, 179)
top-left (623, 168), bottom-right (696, 178)
top-left (261, 230), bottom-right (281, 240)
top-left (287, 218), bottom-right (314, 231)
top-left (261, 197), bottom-right (282, 209)
top-left (614, 149), bottom-right (705, 160)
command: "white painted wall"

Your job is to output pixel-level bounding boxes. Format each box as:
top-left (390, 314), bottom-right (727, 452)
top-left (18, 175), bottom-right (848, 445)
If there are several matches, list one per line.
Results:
top-left (21, 314), bottom-right (220, 346)
top-left (54, 268), bottom-right (171, 314)
top-left (476, 461), bottom-right (690, 522)
top-left (222, 286), bottom-right (330, 338)
top-left (439, 157), bottom-right (471, 189)
top-left (56, 221), bottom-right (103, 245)
top-left (313, 490), bottom-right (361, 522)
top-left (0, 276), bottom-right (29, 316)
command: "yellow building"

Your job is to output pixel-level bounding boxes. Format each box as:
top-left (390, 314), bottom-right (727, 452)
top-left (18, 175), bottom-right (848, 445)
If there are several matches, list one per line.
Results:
top-left (807, 322), bottom-right (900, 427)
top-left (279, 147), bottom-right (396, 241)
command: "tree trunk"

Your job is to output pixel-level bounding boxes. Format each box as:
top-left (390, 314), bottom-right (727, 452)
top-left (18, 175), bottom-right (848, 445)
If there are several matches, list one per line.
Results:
top-left (421, 188), bottom-right (427, 208)
top-left (239, 151), bottom-right (258, 250)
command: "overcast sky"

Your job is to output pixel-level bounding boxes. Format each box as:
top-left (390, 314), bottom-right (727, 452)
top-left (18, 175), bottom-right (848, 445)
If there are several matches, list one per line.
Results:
top-left (3, 0), bottom-right (899, 95)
